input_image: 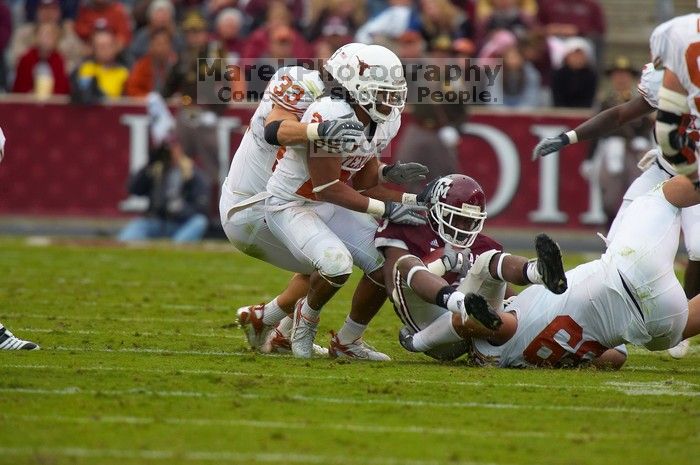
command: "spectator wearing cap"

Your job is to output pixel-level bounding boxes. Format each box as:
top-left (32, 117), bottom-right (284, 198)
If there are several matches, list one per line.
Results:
top-left (9, 0), bottom-right (84, 74)
top-left (71, 28), bottom-right (129, 102)
top-left (163, 10), bottom-right (227, 186)
top-left (128, 0), bottom-right (184, 65)
top-left (474, 0), bottom-right (534, 48)
top-left (241, 2), bottom-right (312, 62)
top-left (125, 28), bottom-right (176, 97)
top-left (213, 8), bottom-right (245, 64)
top-left (551, 37), bottom-right (597, 108)
top-left (587, 56), bottom-right (652, 230)
top-left (75, 0), bottom-right (133, 51)
top-left (355, 0), bottom-right (418, 45)
top-left (537, 0), bottom-right (606, 68)
top-left (12, 23), bottom-right (70, 96)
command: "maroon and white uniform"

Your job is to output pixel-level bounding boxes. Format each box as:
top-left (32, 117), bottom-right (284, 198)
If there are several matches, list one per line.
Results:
top-left (375, 220), bottom-right (503, 332)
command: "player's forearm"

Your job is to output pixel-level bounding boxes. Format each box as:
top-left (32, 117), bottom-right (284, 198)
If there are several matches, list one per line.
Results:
top-left (396, 255), bottom-right (450, 303)
top-left (363, 185), bottom-right (412, 203)
top-left (571, 96), bottom-right (654, 143)
top-left (315, 182), bottom-right (377, 213)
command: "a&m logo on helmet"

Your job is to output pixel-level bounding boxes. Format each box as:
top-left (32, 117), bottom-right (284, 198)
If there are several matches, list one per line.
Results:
top-left (430, 178), bottom-right (453, 204)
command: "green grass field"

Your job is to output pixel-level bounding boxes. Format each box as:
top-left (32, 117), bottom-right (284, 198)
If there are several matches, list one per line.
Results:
top-left (0, 237), bottom-right (698, 465)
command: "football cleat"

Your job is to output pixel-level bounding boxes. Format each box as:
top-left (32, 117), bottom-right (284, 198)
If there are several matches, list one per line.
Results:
top-left (329, 331), bottom-right (391, 361)
top-left (263, 328), bottom-right (329, 356)
top-left (465, 293), bottom-right (502, 330)
top-left (668, 339), bottom-right (690, 359)
top-left (535, 233), bottom-right (568, 294)
top-left (0, 325), bottom-right (39, 350)
top-left (398, 326), bottom-right (418, 353)
top-left (291, 299), bottom-right (319, 359)
top-left (236, 304), bottom-right (275, 351)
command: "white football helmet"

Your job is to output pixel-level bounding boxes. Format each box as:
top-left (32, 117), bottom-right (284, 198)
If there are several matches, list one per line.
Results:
top-left (325, 44), bottom-right (407, 124)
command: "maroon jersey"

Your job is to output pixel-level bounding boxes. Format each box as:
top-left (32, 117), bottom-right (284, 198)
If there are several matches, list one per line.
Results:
top-left (374, 220), bottom-right (503, 266)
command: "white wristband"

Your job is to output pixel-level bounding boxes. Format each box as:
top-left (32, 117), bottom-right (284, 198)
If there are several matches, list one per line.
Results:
top-left (402, 193), bottom-right (418, 205)
top-left (565, 130), bottom-right (578, 144)
top-left (306, 123), bottom-right (321, 141)
top-left (446, 291), bottom-right (466, 314)
top-left (426, 259), bottom-right (447, 276)
top-left (366, 198), bottom-right (386, 218)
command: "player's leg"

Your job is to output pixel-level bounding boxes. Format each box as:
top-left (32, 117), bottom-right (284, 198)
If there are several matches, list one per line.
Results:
top-left (266, 202), bottom-right (354, 358)
top-left (0, 323), bottom-right (38, 350)
top-left (681, 206), bottom-right (700, 298)
top-left (323, 206), bottom-right (390, 360)
top-left (682, 294), bottom-right (700, 340)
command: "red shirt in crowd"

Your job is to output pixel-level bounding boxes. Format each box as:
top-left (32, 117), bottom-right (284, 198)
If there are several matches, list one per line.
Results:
top-left (12, 47), bottom-right (70, 94)
top-left (75, 1), bottom-right (132, 47)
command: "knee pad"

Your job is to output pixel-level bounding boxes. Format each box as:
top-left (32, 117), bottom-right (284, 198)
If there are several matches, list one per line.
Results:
top-left (317, 247), bottom-right (353, 280)
top-left (470, 249), bottom-right (502, 281)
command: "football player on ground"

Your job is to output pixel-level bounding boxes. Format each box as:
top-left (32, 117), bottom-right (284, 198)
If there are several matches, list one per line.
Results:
top-left (376, 174), bottom-right (569, 361)
top-left (0, 127), bottom-right (39, 350)
top-left (405, 175), bottom-right (700, 369)
top-left (220, 43), bottom-right (427, 357)
top-left (533, 47), bottom-right (700, 358)
top-left (250, 44), bottom-right (428, 359)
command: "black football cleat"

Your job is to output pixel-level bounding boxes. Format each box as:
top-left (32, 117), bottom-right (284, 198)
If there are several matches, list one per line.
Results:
top-left (464, 293), bottom-right (502, 330)
top-left (535, 233), bottom-right (568, 295)
top-left (398, 326), bottom-right (419, 352)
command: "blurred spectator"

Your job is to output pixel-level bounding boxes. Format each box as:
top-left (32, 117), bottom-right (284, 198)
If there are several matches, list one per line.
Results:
top-left (125, 28), bottom-right (176, 97)
top-left (24, 0), bottom-right (80, 22)
top-left (551, 37), bottom-right (597, 108)
top-left (537, 0), bottom-right (606, 67)
top-left (214, 7), bottom-right (245, 64)
top-left (306, 0), bottom-right (363, 43)
top-left (587, 56), bottom-right (652, 228)
top-left (9, 0), bottom-right (84, 74)
top-left (12, 23), bottom-right (70, 96)
top-left (128, 0), bottom-right (184, 64)
top-left (500, 44), bottom-right (540, 107)
top-left (355, 0), bottom-right (417, 44)
top-left (163, 11), bottom-right (226, 185)
top-left (71, 28), bottom-right (129, 103)
top-left (418, 0), bottom-right (465, 51)
top-left (75, 0), bottom-right (133, 51)
top-left (248, 26), bottom-right (297, 96)
top-left (396, 30), bottom-right (468, 193)
top-left (520, 30), bottom-right (551, 92)
top-left (475, 0), bottom-right (535, 47)
top-left (118, 142), bottom-right (211, 243)
top-left (0, 0), bottom-right (11, 91)
top-left (242, 2), bottom-right (312, 61)
top-left (245, 0), bottom-right (305, 31)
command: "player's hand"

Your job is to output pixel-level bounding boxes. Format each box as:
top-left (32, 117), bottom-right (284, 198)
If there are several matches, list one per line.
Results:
top-left (315, 120), bottom-right (365, 145)
top-left (383, 201), bottom-right (428, 225)
top-left (382, 161), bottom-right (429, 184)
top-left (441, 244), bottom-right (471, 275)
top-left (532, 135), bottom-right (567, 160)
top-left (416, 177), bottom-right (439, 204)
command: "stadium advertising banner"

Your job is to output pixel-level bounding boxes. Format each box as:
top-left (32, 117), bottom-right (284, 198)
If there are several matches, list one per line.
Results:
top-left (0, 102), bottom-right (600, 228)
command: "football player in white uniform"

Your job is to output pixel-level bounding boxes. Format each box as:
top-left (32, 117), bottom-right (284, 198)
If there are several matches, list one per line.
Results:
top-left (0, 127), bottom-right (39, 350)
top-left (221, 44), bottom-right (427, 356)
top-left (533, 56), bottom-right (700, 357)
top-left (404, 175), bottom-right (700, 369)
top-left (264, 44), bottom-right (428, 359)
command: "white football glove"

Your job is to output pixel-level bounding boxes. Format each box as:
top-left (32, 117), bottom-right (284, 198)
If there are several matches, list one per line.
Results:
top-left (383, 201), bottom-right (428, 225)
top-left (441, 244), bottom-right (471, 276)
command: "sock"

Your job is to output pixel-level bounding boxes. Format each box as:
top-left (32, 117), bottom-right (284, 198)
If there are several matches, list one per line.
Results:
top-left (301, 299), bottom-right (321, 322)
top-left (276, 316), bottom-right (293, 338)
top-left (262, 297), bottom-right (288, 325)
top-left (336, 317), bottom-right (367, 344)
top-left (411, 312), bottom-right (462, 352)
top-left (525, 260), bottom-right (543, 285)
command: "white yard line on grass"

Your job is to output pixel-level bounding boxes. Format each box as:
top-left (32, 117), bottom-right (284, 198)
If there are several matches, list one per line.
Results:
top-left (0, 447), bottom-right (505, 465)
top-left (0, 313), bottom-right (223, 324)
top-left (6, 363), bottom-right (700, 395)
top-left (15, 327), bottom-right (245, 340)
top-left (0, 386), bottom-right (669, 414)
top-left (5, 413), bottom-right (641, 440)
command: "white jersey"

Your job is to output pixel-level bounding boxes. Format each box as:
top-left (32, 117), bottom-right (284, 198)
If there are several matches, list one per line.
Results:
top-left (637, 62), bottom-right (663, 109)
top-left (473, 259), bottom-right (642, 368)
top-left (225, 66), bottom-right (324, 196)
top-left (266, 97), bottom-right (401, 202)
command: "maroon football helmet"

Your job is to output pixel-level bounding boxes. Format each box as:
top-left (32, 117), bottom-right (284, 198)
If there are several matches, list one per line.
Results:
top-left (426, 174), bottom-right (487, 247)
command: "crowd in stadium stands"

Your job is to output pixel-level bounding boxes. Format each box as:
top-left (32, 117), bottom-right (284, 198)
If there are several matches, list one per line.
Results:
top-left (0, 0), bottom-right (610, 109)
